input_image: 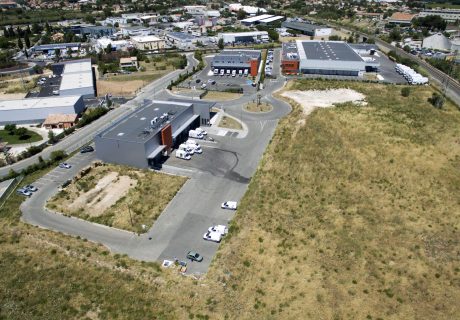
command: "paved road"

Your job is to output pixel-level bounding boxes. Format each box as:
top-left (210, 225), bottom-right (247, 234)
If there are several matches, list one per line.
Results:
top-left (19, 49), bottom-right (292, 274)
top-left (0, 53), bottom-right (199, 179)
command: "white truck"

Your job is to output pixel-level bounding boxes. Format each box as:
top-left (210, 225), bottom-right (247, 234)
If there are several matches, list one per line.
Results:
top-left (232, 70), bottom-right (236, 77)
top-left (195, 127), bottom-right (207, 136)
top-left (175, 150), bottom-right (191, 160)
top-left (221, 201), bottom-right (238, 210)
top-left (188, 130), bottom-right (204, 139)
top-left (179, 143), bottom-right (194, 155)
top-left (203, 231), bottom-right (222, 243)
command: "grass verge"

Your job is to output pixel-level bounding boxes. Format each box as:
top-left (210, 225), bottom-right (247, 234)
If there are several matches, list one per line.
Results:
top-left (244, 102), bottom-right (273, 113)
top-left (0, 129), bottom-right (43, 145)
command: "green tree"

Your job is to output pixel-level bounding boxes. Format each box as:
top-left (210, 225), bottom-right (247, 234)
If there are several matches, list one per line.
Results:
top-left (218, 38), bottom-right (224, 50)
top-left (24, 33), bottom-right (30, 48)
top-left (15, 127), bottom-right (29, 140)
top-left (4, 124), bottom-right (16, 134)
top-left (428, 93), bottom-right (444, 109)
top-left (17, 38), bottom-right (23, 50)
top-left (237, 9), bottom-right (247, 20)
top-left (105, 43), bottom-right (112, 54)
top-left (48, 130), bottom-right (57, 144)
top-left (32, 22), bottom-right (40, 34)
top-left (267, 29), bottom-right (279, 41)
top-left (50, 150), bottom-right (67, 162)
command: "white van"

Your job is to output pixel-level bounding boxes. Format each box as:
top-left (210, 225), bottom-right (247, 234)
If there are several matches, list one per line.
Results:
top-left (186, 140), bottom-right (202, 154)
top-left (243, 69), bottom-right (248, 76)
top-left (232, 70), bottom-right (236, 77)
top-left (226, 70), bottom-right (231, 76)
top-left (175, 150), bottom-right (191, 160)
top-left (179, 143), bottom-right (194, 155)
top-left (238, 70), bottom-right (243, 76)
top-left (220, 69), bottom-right (225, 76)
top-left (213, 69), bottom-right (218, 75)
top-left (189, 130), bottom-right (204, 139)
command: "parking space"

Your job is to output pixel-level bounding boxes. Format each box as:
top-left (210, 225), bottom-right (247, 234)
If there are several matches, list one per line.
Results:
top-left (370, 51), bottom-right (407, 84)
top-left (36, 74), bottom-right (62, 97)
top-left (188, 56), bottom-right (257, 93)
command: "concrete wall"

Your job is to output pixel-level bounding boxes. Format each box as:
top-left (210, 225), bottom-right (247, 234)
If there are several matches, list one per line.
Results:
top-left (95, 136), bottom-right (150, 169)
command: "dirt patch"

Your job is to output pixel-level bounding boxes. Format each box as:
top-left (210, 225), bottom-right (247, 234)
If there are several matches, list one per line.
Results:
top-left (47, 164), bottom-right (186, 232)
top-left (69, 172), bottom-right (137, 217)
top-left (281, 89), bottom-right (366, 115)
top-left (244, 102), bottom-right (273, 113)
top-left (97, 80), bottom-right (143, 97)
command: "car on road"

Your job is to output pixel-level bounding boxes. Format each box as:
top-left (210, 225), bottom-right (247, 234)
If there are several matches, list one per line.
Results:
top-left (221, 201), bottom-right (237, 210)
top-left (195, 79), bottom-right (201, 83)
top-left (186, 251), bottom-right (203, 262)
top-left (201, 83), bottom-right (207, 89)
top-left (80, 146), bottom-right (94, 153)
top-left (207, 79), bottom-right (216, 84)
top-left (203, 231), bottom-right (222, 242)
top-left (24, 184), bottom-right (38, 192)
top-left (208, 225), bottom-right (228, 235)
top-left (16, 188), bottom-right (32, 197)
top-left (59, 163), bottom-right (72, 169)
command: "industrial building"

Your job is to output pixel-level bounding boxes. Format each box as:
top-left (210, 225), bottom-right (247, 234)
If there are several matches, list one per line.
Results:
top-left (130, 35), bottom-right (165, 51)
top-left (32, 43), bottom-right (81, 54)
top-left (57, 59), bottom-right (96, 98)
top-left (240, 14), bottom-right (284, 26)
top-left (165, 32), bottom-right (204, 50)
top-left (211, 50), bottom-right (261, 76)
top-left (95, 100), bottom-right (214, 169)
top-left (0, 96), bottom-right (85, 125)
top-left (281, 21), bottom-right (332, 37)
top-left (419, 9), bottom-right (460, 22)
top-left (218, 31), bottom-right (269, 44)
top-left (281, 40), bottom-right (379, 76)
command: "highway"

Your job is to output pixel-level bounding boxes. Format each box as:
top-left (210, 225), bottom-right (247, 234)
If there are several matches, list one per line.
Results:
top-left (0, 53), bottom-right (199, 178)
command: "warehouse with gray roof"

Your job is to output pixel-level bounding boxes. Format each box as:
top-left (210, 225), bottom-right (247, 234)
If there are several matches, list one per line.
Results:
top-left (57, 59), bottom-right (96, 98)
top-left (95, 99), bottom-right (213, 169)
top-left (281, 40), bottom-right (379, 76)
top-left (0, 96), bottom-right (85, 125)
top-left (282, 21), bottom-right (332, 37)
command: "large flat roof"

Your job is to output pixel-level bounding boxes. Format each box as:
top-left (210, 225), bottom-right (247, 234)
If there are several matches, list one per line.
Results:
top-left (241, 14), bottom-right (273, 23)
top-left (131, 35), bottom-right (162, 42)
top-left (282, 21), bottom-right (329, 33)
top-left (34, 43), bottom-right (81, 51)
top-left (213, 50), bottom-right (261, 67)
top-left (0, 96), bottom-right (81, 111)
top-left (259, 16), bottom-right (284, 23)
top-left (297, 40), bottom-right (364, 62)
top-left (98, 100), bottom-right (193, 143)
top-left (59, 59), bottom-right (93, 92)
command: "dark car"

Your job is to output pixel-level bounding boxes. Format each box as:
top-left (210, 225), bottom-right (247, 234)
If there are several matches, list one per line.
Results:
top-left (80, 146), bottom-right (94, 153)
top-left (186, 251), bottom-right (203, 262)
top-left (195, 79), bottom-right (201, 83)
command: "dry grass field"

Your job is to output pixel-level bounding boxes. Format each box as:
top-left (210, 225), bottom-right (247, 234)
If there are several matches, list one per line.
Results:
top-left (1, 80), bottom-right (459, 319)
top-left (47, 164), bottom-right (186, 233)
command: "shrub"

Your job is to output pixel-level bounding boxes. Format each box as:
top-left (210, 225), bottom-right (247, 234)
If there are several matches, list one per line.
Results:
top-left (50, 150), bottom-right (67, 162)
top-left (427, 93), bottom-right (444, 109)
top-left (401, 87), bottom-right (411, 97)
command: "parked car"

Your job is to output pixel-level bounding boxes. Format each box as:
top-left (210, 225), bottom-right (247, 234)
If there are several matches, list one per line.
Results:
top-left (59, 163), bottom-right (72, 169)
top-left (195, 79), bottom-right (201, 83)
top-left (24, 184), bottom-right (38, 192)
top-left (80, 146), bottom-right (94, 153)
top-left (203, 231), bottom-right (222, 243)
top-left (208, 225), bottom-right (228, 235)
top-left (16, 188), bottom-right (32, 197)
top-left (201, 83), bottom-right (207, 89)
top-left (221, 201), bottom-right (237, 210)
top-left (176, 149), bottom-right (191, 160)
top-left (195, 128), bottom-right (207, 136)
top-left (186, 251), bottom-right (203, 262)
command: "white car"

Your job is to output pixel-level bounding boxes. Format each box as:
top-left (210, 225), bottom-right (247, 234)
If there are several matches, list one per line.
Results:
top-left (221, 201), bottom-right (237, 210)
top-left (208, 225), bottom-right (228, 235)
top-left (195, 128), bottom-right (207, 135)
top-left (59, 163), bottom-right (72, 169)
top-left (203, 231), bottom-right (222, 243)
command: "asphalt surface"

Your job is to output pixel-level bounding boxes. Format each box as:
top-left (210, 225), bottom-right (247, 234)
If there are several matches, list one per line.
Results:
top-left (18, 48), bottom-right (291, 275)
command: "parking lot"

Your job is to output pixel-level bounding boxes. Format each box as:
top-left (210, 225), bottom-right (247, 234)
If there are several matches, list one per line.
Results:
top-left (26, 74), bottom-right (62, 98)
top-left (187, 56), bottom-right (258, 93)
top-left (369, 51), bottom-right (407, 84)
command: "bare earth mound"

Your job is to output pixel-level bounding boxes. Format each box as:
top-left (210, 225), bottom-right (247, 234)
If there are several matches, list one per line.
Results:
top-left (281, 89), bottom-right (366, 115)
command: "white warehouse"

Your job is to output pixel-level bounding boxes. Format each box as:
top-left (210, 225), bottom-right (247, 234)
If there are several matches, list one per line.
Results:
top-left (218, 31), bottom-right (269, 44)
top-left (58, 60), bottom-right (95, 98)
top-left (0, 96), bottom-right (85, 125)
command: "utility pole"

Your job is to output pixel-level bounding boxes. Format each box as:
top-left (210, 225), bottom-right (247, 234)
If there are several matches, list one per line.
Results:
top-left (127, 203), bottom-right (134, 228)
